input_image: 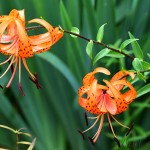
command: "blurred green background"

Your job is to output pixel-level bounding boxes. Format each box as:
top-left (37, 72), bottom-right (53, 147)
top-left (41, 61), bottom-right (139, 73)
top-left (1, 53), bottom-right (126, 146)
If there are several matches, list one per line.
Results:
top-left (0, 0), bottom-right (150, 149)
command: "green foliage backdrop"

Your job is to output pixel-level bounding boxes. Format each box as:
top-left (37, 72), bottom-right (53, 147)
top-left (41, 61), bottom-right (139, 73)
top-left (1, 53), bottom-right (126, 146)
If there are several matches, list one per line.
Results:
top-left (0, 0), bottom-right (150, 150)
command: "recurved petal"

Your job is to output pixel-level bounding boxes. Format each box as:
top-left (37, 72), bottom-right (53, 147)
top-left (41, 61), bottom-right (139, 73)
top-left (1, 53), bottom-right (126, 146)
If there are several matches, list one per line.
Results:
top-left (93, 67), bottom-right (110, 75)
top-left (28, 18), bottom-right (54, 33)
top-left (113, 80), bottom-right (137, 104)
top-left (0, 18), bottom-right (14, 36)
top-left (15, 19), bottom-right (33, 57)
top-left (29, 32), bottom-right (52, 45)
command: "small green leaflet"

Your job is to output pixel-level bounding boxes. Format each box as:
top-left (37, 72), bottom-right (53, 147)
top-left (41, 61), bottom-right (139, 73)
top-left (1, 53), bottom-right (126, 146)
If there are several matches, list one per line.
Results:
top-left (128, 32), bottom-right (143, 60)
top-left (96, 23), bottom-right (107, 42)
top-left (93, 48), bottom-right (110, 65)
top-left (132, 58), bottom-right (143, 71)
top-left (70, 27), bottom-right (80, 38)
top-left (27, 138), bottom-right (36, 150)
top-left (141, 61), bottom-right (150, 70)
top-left (86, 40), bottom-right (93, 59)
top-left (120, 38), bottom-right (139, 50)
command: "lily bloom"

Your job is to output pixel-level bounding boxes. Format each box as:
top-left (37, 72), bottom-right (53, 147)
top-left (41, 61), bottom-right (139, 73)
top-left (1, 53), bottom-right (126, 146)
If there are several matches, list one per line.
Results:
top-left (78, 67), bottom-right (136, 146)
top-left (0, 9), bottom-right (63, 95)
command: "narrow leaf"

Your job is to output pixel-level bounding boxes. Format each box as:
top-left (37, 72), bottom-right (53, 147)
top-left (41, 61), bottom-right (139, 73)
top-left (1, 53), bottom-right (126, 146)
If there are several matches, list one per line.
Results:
top-left (128, 32), bottom-right (143, 60)
top-left (70, 27), bottom-right (79, 38)
top-left (93, 48), bottom-right (110, 65)
top-left (120, 38), bottom-right (139, 50)
top-left (137, 83), bottom-right (150, 98)
top-left (141, 61), bottom-right (150, 70)
top-left (86, 40), bottom-right (93, 59)
top-left (106, 51), bottom-right (124, 58)
top-left (96, 23), bottom-right (107, 42)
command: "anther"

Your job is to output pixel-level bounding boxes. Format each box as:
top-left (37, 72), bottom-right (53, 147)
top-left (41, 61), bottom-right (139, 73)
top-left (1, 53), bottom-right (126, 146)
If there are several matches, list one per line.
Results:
top-left (114, 137), bottom-right (120, 148)
top-left (29, 73), bottom-right (42, 89)
top-left (84, 112), bottom-right (88, 126)
top-left (18, 83), bottom-right (25, 96)
top-left (88, 137), bottom-right (94, 145)
top-left (77, 129), bottom-right (85, 140)
top-left (126, 123), bottom-right (134, 136)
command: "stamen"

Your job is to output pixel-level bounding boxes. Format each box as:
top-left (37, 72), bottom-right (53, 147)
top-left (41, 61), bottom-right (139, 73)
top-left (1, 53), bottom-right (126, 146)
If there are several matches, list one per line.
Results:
top-left (0, 55), bottom-right (13, 65)
top-left (22, 58), bottom-right (35, 79)
top-left (0, 56), bottom-right (15, 79)
top-left (18, 83), bottom-right (25, 96)
top-left (77, 129), bottom-right (85, 140)
top-left (114, 137), bottom-right (121, 148)
top-left (29, 72), bottom-right (42, 89)
top-left (88, 137), bottom-right (94, 145)
top-left (0, 85), bottom-right (3, 89)
top-left (84, 112), bottom-right (88, 126)
top-left (110, 114), bottom-right (130, 129)
top-left (18, 58), bottom-right (21, 84)
top-left (92, 114), bottom-right (104, 143)
top-left (107, 113), bottom-right (120, 147)
top-left (6, 58), bottom-right (18, 88)
top-left (82, 115), bottom-right (100, 134)
top-left (126, 123), bottom-right (134, 136)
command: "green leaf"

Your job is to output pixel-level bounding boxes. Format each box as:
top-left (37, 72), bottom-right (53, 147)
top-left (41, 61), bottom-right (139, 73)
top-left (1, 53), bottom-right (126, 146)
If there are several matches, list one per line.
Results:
top-left (70, 27), bottom-right (80, 38)
top-left (128, 32), bottom-right (143, 60)
top-left (106, 51), bottom-right (124, 58)
top-left (141, 61), bottom-right (150, 70)
top-left (137, 83), bottom-right (150, 98)
top-left (120, 38), bottom-right (139, 50)
top-left (137, 72), bottom-right (146, 82)
top-left (86, 40), bottom-right (93, 59)
top-left (93, 48), bottom-right (110, 65)
top-left (96, 23), bottom-right (107, 42)
top-left (147, 53), bottom-right (150, 58)
top-left (132, 58), bottom-right (143, 71)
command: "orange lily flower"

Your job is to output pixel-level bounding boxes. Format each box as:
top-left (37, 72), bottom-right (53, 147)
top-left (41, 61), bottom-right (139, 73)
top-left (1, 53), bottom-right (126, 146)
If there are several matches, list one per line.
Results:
top-left (0, 9), bottom-right (63, 95)
top-left (78, 67), bottom-right (136, 146)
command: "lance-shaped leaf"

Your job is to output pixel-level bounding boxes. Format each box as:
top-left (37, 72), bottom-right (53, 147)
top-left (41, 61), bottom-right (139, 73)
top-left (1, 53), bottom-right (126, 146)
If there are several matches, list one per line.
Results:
top-left (137, 83), bottom-right (150, 98)
top-left (70, 27), bottom-right (80, 38)
top-left (96, 23), bottom-right (107, 42)
top-left (128, 32), bottom-right (143, 60)
top-left (120, 38), bottom-right (139, 50)
top-left (86, 40), bottom-right (93, 59)
top-left (93, 48), bottom-right (110, 65)
top-left (141, 61), bottom-right (150, 70)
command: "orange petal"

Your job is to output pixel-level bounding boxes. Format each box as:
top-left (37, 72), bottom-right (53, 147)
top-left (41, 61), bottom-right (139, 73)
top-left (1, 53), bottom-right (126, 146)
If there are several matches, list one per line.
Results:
top-left (113, 80), bottom-right (137, 104)
top-left (29, 33), bottom-right (52, 45)
top-left (83, 67), bottom-right (110, 86)
top-left (104, 94), bottom-right (117, 115)
top-left (15, 19), bottom-right (33, 57)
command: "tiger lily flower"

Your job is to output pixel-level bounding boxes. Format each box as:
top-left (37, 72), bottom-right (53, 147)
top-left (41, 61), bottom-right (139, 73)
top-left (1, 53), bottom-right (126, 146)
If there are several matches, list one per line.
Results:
top-left (0, 9), bottom-right (63, 95)
top-left (78, 67), bottom-right (136, 146)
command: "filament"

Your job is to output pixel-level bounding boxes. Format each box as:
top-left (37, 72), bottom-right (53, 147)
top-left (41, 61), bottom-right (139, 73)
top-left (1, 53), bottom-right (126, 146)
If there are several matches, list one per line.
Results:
top-left (82, 115), bottom-right (100, 133)
top-left (0, 56), bottom-right (15, 78)
top-left (110, 114), bottom-right (130, 129)
top-left (0, 55), bottom-right (13, 65)
top-left (22, 58), bottom-right (35, 79)
top-left (93, 114), bottom-right (104, 143)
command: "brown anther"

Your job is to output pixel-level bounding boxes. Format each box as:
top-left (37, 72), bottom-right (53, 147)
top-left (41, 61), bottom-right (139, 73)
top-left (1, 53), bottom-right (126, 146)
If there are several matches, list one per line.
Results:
top-left (77, 129), bottom-right (85, 140)
top-left (88, 137), bottom-right (94, 145)
top-left (114, 137), bottom-right (120, 148)
top-left (18, 83), bottom-right (25, 96)
top-left (29, 73), bottom-right (42, 89)
top-left (126, 123), bottom-right (134, 136)
top-left (84, 112), bottom-right (88, 126)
